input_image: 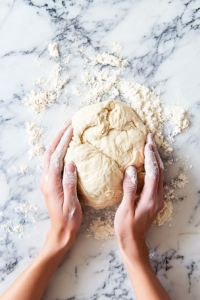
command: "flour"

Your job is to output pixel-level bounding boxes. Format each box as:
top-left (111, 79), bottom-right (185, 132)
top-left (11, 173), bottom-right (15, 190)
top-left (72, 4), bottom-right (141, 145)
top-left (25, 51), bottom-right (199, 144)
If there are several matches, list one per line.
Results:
top-left (14, 202), bottom-right (39, 215)
top-left (111, 42), bottom-right (123, 54)
top-left (35, 77), bottom-right (45, 85)
top-left (81, 70), bottom-right (90, 84)
top-left (23, 63), bottom-right (69, 158)
top-left (26, 122), bottom-right (44, 145)
top-left (13, 225), bottom-right (24, 238)
top-left (23, 63), bottom-right (69, 114)
top-left (72, 85), bottom-right (82, 96)
top-left (26, 122), bottom-right (44, 159)
top-left (48, 42), bottom-right (60, 58)
top-left (87, 215), bottom-right (115, 240)
top-left (21, 43), bottom-right (190, 239)
top-left (172, 173), bottom-right (188, 189)
top-left (90, 53), bottom-right (128, 67)
top-left (20, 165), bottom-right (28, 174)
top-left (154, 168), bottom-right (189, 226)
top-left (83, 69), bottom-right (122, 104)
top-left (63, 54), bottom-right (72, 64)
top-left (154, 201), bottom-right (173, 226)
top-left (2, 202), bottom-right (39, 239)
top-left (163, 106), bottom-right (189, 136)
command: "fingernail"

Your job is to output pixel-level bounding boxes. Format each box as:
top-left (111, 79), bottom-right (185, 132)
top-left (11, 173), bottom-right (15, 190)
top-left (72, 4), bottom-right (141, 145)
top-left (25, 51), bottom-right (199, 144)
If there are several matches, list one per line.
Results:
top-left (65, 162), bottom-right (76, 174)
top-left (124, 166), bottom-right (137, 190)
top-left (147, 133), bottom-right (155, 146)
top-left (64, 163), bottom-right (77, 187)
top-left (126, 166), bottom-right (135, 176)
top-left (126, 166), bottom-right (137, 181)
top-left (148, 144), bottom-right (153, 151)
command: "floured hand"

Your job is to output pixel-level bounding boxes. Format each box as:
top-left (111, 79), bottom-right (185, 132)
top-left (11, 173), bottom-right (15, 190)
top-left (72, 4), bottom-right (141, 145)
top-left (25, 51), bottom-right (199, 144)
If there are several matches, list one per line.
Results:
top-left (114, 133), bottom-right (164, 260)
top-left (114, 133), bottom-right (171, 300)
top-left (40, 120), bottom-right (82, 252)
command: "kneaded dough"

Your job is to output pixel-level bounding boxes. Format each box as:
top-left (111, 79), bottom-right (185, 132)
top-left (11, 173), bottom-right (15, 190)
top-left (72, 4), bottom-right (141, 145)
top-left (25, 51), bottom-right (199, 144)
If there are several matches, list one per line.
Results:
top-left (64, 100), bottom-right (147, 209)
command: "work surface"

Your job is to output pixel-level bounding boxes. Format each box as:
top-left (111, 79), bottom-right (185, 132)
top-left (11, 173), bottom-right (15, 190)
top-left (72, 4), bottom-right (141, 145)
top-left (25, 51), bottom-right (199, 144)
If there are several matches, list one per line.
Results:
top-left (0, 0), bottom-right (200, 299)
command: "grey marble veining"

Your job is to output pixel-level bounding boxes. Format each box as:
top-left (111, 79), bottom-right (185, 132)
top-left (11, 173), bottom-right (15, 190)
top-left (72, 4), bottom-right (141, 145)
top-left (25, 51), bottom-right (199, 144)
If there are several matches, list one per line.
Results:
top-left (0, 0), bottom-right (200, 299)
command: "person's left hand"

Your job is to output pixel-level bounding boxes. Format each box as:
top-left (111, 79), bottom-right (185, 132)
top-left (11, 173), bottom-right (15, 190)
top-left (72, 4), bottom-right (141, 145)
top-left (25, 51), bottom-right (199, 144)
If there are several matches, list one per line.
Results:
top-left (40, 120), bottom-right (82, 252)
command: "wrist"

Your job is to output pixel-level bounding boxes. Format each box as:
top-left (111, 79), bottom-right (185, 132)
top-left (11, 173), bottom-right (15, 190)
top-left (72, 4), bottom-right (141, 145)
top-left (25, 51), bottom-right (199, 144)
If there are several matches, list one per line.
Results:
top-left (44, 228), bottom-right (75, 257)
top-left (119, 239), bottom-right (150, 267)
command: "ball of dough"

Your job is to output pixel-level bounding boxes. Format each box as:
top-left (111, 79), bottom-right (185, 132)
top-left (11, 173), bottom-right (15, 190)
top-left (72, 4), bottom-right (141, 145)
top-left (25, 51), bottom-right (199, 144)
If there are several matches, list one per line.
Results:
top-left (64, 100), bottom-right (147, 209)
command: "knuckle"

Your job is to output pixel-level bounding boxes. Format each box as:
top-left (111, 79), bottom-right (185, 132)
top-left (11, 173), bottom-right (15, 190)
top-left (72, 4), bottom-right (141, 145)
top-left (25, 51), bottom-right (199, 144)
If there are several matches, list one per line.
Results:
top-left (147, 199), bottom-right (156, 213)
top-left (124, 186), bottom-right (136, 194)
top-left (123, 180), bottom-right (137, 194)
top-left (63, 181), bottom-right (76, 190)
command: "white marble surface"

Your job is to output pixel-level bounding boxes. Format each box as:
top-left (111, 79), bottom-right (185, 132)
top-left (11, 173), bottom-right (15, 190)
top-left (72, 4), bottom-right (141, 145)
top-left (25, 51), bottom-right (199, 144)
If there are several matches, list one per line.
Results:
top-left (0, 0), bottom-right (200, 299)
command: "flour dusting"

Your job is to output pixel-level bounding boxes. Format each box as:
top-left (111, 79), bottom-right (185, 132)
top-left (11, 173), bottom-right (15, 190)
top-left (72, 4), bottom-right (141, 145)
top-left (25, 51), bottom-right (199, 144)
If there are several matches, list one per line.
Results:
top-left (48, 42), bottom-right (60, 58)
top-left (87, 215), bottom-right (115, 240)
top-left (20, 42), bottom-right (190, 239)
top-left (26, 122), bottom-right (44, 159)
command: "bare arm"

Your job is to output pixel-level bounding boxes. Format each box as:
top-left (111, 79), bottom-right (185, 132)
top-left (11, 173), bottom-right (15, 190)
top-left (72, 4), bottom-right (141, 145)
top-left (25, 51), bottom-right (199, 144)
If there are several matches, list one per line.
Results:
top-left (0, 120), bottom-right (82, 300)
top-left (115, 133), bottom-right (171, 300)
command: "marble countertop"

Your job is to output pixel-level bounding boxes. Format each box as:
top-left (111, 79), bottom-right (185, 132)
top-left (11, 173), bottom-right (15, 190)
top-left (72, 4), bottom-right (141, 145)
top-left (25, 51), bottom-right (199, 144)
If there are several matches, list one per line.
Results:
top-left (1, 0), bottom-right (200, 299)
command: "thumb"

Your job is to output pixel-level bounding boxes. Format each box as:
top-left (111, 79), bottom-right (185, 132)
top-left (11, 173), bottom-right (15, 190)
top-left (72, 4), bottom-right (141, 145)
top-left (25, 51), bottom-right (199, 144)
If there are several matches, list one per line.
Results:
top-left (63, 162), bottom-right (78, 217)
top-left (122, 166), bottom-right (137, 206)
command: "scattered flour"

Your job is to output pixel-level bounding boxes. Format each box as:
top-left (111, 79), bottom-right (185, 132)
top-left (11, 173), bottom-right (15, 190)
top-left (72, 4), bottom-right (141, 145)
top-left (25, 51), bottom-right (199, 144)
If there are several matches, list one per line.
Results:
top-left (81, 70), bottom-right (90, 84)
top-left (26, 122), bottom-right (44, 159)
top-left (22, 63), bottom-right (69, 114)
top-left (163, 106), bottom-right (189, 136)
top-left (14, 202), bottom-right (39, 216)
top-left (13, 225), bottom-right (24, 238)
top-left (111, 42), bottom-right (123, 54)
top-left (171, 173), bottom-right (188, 189)
top-left (87, 216), bottom-right (115, 240)
top-left (72, 85), bottom-right (82, 96)
top-left (21, 42), bottom-right (190, 239)
top-left (35, 77), bottom-right (45, 85)
top-left (63, 54), bottom-right (72, 64)
top-left (90, 53), bottom-right (128, 67)
top-left (48, 42), bottom-right (60, 58)
top-left (154, 201), bottom-right (173, 226)
top-left (2, 202), bottom-right (39, 239)
top-left (154, 167), bottom-right (189, 226)
top-left (20, 165), bottom-right (28, 174)
top-left (2, 222), bottom-right (13, 235)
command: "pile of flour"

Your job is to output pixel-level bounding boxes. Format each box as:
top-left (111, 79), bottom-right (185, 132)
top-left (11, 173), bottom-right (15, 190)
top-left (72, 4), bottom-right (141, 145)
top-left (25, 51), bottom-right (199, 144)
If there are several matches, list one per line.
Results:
top-left (21, 42), bottom-right (189, 240)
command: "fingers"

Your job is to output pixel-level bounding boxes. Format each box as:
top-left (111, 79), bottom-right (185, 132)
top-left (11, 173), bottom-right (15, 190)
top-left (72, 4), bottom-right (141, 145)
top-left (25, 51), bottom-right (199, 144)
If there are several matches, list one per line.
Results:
top-left (63, 162), bottom-right (78, 218)
top-left (135, 143), bottom-right (160, 220)
top-left (44, 119), bottom-right (72, 171)
top-left (143, 143), bottom-right (159, 196)
top-left (146, 133), bottom-right (164, 170)
top-left (146, 133), bottom-right (164, 206)
top-left (122, 166), bottom-right (137, 208)
top-left (50, 125), bottom-right (73, 174)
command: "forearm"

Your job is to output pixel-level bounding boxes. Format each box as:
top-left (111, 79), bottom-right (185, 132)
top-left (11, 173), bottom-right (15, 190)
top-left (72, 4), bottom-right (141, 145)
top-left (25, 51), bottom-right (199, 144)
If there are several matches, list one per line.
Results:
top-left (0, 235), bottom-right (72, 300)
top-left (120, 246), bottom-right (171, 300)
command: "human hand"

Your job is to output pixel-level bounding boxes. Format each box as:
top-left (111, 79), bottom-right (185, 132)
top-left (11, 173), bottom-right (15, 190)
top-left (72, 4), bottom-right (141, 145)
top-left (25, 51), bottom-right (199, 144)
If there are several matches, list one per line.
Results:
top-left (114, 133), bottom-right (164, 263)
top-left (40, 120), bottom-right (82, 253)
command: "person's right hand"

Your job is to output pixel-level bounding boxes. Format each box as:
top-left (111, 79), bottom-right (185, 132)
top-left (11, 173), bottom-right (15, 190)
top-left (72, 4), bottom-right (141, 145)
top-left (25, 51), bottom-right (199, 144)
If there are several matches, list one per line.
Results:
top-left (114, 133), bottom-right (164, 262)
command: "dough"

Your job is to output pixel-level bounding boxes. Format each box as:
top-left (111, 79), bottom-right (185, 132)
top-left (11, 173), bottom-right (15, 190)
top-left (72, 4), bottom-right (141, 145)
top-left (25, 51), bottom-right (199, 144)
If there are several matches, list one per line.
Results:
top-left (64, 100), bottom-right (147, 209)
